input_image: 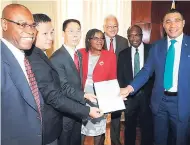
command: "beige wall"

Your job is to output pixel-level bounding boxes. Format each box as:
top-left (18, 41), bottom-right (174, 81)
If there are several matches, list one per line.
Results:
top-left (1, 0), bottom-right (131, 56)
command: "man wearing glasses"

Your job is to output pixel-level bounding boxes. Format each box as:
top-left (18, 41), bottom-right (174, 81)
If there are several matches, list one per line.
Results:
top-left (50, 19), bottom-right (97, 145)
top-left (1, 4), bottom-right (42, 145)
top-left (103, 15), bottom-right (128, 145)
top-left (117, 25), bottom-right (154, 145)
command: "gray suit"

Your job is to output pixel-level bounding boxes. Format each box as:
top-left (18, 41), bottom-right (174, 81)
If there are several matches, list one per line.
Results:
top-left (104, 34), bottom-right (129, 57)
top-left (50, 45), bottom-right (85, 145)
top-left (104, 34), bottom-right (128, 145)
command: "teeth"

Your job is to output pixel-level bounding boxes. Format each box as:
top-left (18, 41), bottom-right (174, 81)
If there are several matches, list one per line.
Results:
top-left (22, 37), bottom-right (33, 41)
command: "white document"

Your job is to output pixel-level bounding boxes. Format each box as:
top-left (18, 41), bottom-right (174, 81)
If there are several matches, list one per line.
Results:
top-left (94, 79), bottom-right (125, 113)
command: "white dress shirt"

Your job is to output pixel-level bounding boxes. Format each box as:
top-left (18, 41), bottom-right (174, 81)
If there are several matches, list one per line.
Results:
top-left (167, 33), bottom-right (183, 92)
top-left (131, 42), bottom-right (144, 77)
top-left (105, 34), bottom-right (116, 52)
top-left (1, 38), bottom-right (29, 83)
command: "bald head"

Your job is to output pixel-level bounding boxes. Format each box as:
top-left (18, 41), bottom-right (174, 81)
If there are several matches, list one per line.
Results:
top-left (103, 15), bottom-right (119, 38)
top-left (1, 4), bottom-right (36, 50)
top-left (2, 4), bottom-right (30, 19)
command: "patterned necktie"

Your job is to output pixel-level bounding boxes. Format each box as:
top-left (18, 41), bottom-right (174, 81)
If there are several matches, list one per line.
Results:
top-left (164, 39), bottom-right (177, 90)
top-left (24, 56), bottom-right (42, 120)
top-left (109, 38), bottom-right (114, 53)
top-left (134, 48), bottom-right (140, 76)
top-left (74, 51), bottom-right (80, 72)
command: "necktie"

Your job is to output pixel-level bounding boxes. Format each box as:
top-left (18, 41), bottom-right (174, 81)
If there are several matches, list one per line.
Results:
top-left (74, 51), bottom-right (80, 72)
top-left (134, 48), bottom-right (140, 76)
top-left (164, 39), bottom-right (177, 90)
top-left (24, 57), bottom-right (42, 120)
top-left (109, 38), bottom-right (114, 53)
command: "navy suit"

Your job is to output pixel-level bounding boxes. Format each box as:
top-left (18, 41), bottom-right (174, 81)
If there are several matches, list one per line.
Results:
top-left (1, 41), bottom-right (43, 145)
top-left (130, 35), bottom-right (190, 145)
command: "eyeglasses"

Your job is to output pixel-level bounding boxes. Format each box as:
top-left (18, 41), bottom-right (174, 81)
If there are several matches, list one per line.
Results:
top-left (128, 34), bottom-right (142, 39)
top-left (90, 37), bottom-right (105, 42)
top-left (106, 25), bottom-right (118, 30)
top-left (65, 30), bottom-right (81, 35)
top-left (2, 18), bottom-right (37, 29)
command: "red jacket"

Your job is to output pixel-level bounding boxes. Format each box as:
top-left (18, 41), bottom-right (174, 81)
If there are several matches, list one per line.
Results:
top-left (79, 48), bottom-right (117, 88)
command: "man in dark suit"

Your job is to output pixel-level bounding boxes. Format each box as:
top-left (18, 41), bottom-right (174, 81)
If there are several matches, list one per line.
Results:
top-left (103, 15), bottom-right (128, 145)
top-left (117, 25), bottom-right (153, 145)
top-left (1, 4), bottom-right (42, 145)
top-left (121, 9), bottom-right (190, 145)
top-left (50, 19), bottom-right (98, 145)
top-left (25, 16), bottom-right (102, 145)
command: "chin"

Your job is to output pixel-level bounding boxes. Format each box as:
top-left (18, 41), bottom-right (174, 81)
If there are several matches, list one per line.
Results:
top-left (20, 44), bottom-right (33, 50)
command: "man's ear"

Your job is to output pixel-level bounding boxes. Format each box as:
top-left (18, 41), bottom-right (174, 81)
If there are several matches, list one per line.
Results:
top-left (1, 19), bottom-right (8, 31)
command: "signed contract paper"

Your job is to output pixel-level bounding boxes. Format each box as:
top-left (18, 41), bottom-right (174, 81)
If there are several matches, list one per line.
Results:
top-left (94, 79), bottom-right (125, 113)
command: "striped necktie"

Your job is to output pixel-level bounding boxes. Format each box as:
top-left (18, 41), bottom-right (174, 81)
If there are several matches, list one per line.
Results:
top-left (24, 56), bottom-right (42, 120)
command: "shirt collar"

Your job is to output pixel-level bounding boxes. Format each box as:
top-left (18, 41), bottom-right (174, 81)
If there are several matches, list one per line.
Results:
top-left (132, 42), bottom-right (143, 50)
top-left (105, 33), bottom-right (115, 40)
top-left (1, 38), bottom-right (25, 55)
top-left (167, 33), bottom-right (183, 43)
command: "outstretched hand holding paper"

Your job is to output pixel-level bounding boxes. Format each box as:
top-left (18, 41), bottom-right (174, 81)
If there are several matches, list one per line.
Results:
top-left (94, 79), bottom-right (125, 113)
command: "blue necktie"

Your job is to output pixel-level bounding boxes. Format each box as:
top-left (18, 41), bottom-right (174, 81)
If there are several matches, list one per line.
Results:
top-left (134, 48), bottom-right (140, 76)
top-left (164, 39), bottom-right (177, 90)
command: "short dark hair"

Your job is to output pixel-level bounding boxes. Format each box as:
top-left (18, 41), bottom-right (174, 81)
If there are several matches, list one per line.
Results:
top-left (85, 28), bottom-right (106, 52)
top-left (62, 19), bottom-right (81, 31)
top-left (127, 25), bottom-right (143, 36)
top-left (33, 13), bottom-right (51, 24)
top-left (163, 9), bottom-right (184, 22)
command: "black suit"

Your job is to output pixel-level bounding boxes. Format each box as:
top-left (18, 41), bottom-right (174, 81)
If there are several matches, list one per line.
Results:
top-left (50, 45), bottom-right (85, 145)
top-left (25, 46), bottom-right (90, 145)
top-left (117, 43), bottom-right (154, 145)
top-left (104, 34), bottom-right (128, 145)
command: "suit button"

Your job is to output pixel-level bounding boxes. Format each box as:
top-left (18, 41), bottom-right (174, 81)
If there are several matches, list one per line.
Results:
top-left (38, 134), bottom-right (41, 137)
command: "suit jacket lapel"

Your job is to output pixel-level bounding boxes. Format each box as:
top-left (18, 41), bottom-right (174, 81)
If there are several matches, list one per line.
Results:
top-left (178, 35), bottom-right (190, 89)
top-left (115, 35), bottom-right (120, 55)
top-left (62, 46), bottom-right (81, 78)
top-left (2, 43), bottom-right (38, 112)
top-left (128, 47), bottom-right (134, 79)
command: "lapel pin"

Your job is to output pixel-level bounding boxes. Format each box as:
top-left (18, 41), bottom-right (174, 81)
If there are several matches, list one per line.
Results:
top-left (99, 61), bottom-right (104, 66)
top-left (185, 43), bottom-right (188, 46)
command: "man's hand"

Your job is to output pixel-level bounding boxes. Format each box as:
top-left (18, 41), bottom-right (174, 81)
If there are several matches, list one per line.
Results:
top-left (84, 93), bottom-right (97, 103)
top-left (120, 85), bottom-right (134, 100)
top-left (89, 107), bottom-right (103, 118)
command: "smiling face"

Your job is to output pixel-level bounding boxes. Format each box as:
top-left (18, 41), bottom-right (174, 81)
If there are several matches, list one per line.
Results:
top-left (103, 16), bottom-right (119, 38)
top-left (35, 22), bottom-right (54, 51)
top-left (128, 26), bottom-right (142, 48)
top-left (163, 12), bottom-right (185, 39)
top-left (89, 32), bottom-right (105, 51)
top-left (1, 6), bottom-right (36, 50)
top-left (63, 22), bottom-right (81, 49)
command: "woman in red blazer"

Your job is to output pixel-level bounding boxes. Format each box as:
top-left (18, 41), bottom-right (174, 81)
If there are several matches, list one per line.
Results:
top-left (79, 29), bottom-right (117, 145)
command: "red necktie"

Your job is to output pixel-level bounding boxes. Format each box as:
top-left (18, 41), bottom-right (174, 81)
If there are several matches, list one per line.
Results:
top-left (24, 57), bottom-right (42, 120)
top-left (74, 51), bottom-right (79, 72)
top-left (109, 38), bottom-right (114, 53)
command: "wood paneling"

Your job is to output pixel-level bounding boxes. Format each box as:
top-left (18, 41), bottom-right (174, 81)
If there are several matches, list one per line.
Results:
top-left (131, 1), bottom-right (190, 44)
